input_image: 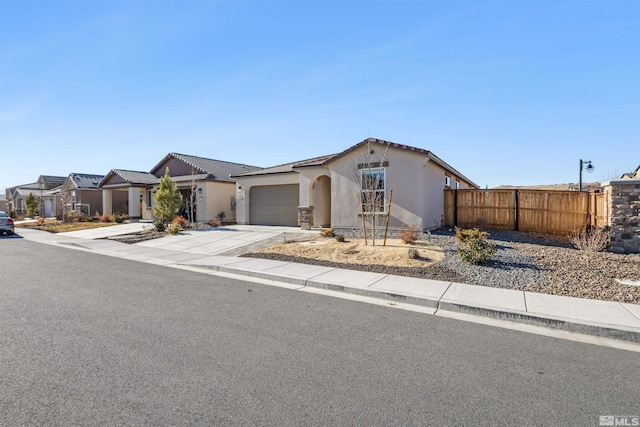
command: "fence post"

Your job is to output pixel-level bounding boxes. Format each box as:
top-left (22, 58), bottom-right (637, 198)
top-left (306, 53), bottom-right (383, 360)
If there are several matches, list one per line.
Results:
top-left (454, 189), bottom-right (458, 228)
top-left (514, 189), bottom-right (519, 232)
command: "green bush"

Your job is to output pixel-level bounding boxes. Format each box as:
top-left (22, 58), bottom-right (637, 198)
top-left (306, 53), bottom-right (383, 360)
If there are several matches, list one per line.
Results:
top-left (408, 248), bottom-right (419, 259)
top-left (335, 234), bottom-right (345, 242)
top-left (114, 212), bottom-right (127, 223)
top-left (455, 227), bottom-right (495, 265)
top-left (168, 223), bottom-right (181, 235)
top-left (154, 220), bottom-right (166, 232)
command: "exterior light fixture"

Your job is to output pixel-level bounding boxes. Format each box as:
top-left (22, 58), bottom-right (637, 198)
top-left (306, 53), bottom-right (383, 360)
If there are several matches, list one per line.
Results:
top-left (579, 159), bottom-right (594, 191)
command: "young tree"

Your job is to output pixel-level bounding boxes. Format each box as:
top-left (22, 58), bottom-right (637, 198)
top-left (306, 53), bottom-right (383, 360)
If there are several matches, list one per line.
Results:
top-left (25, 193), bottom-right (39, 218)
top-left (353, 140), bottom-right (390, 245)
top-left (188, 166), bottom-right (198, 226)
top-left (153, 168), bottom-right (182, 227)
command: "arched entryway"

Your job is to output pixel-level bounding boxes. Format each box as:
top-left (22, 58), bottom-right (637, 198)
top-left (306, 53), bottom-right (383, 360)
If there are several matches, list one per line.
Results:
top-left (310, 175), bottom-right (331, 227)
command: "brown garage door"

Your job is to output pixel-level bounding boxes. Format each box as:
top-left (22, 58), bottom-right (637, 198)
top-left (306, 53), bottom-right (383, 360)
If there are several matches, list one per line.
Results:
top-left (250, 184), bottom-right (300, 226)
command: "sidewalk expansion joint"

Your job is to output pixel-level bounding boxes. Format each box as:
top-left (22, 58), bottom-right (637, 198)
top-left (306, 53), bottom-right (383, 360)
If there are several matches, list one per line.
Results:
top-left (434, 281), bottom-right (454, 315)
top-left (621, 302), bottom-right (640, 322)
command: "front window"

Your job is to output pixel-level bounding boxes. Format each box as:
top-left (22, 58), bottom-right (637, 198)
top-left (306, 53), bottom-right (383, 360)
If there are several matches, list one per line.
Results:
top-left (361, 168), bottom-right (386, 213)
top-left (455, 180), bottom-right (460, 189)
top-left (445, 175), bottom-right (451, 188)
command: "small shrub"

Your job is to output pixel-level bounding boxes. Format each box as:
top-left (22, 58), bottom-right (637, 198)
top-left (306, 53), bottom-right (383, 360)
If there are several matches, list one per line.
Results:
top-left (335, 234), bottom-right (345, 242)
top-left (216, 211), bottom-right (226, 221)
top-left (16, 214), bottom-right (25, 221)
top-left (408, 248), bottom-right (419, 259)
top-left (570, 226), bottom-right (610, 253)
top-left (154, 220), bottom-right (166, 232)
top-left (398, 224), bottom-right (420, 244)
top-left (65, 211), bottom-right (85, 223)
top-left (168, 223), bottom-right (181, 235)
top-left (100, 213), bottom-right (114, 223)
top-left (172, 216), bottom-right (189, 228)
top-left (455, 227), bottom-right (495, 265)
top-left (114, 212), bottom-right (127, 223)
top-left (37, 217), bottom-right (45, 225)
top-left (210, 219), bottom-right (221, 227)
top-left (321, 228), bottom-right (335, 237)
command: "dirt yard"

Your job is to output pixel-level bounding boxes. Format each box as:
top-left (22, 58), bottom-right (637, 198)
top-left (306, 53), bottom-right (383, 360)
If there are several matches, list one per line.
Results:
top-left (255, 237), bottom-right (444, 267)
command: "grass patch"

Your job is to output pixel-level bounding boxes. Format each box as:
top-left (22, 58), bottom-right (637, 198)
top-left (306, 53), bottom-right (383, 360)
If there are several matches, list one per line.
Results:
top-left (39, 222), bottom-right (118, 233)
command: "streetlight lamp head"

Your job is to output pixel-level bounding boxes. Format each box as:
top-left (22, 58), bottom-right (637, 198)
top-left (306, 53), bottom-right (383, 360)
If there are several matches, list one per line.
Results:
top-left (585, 162), bottom-right (594, 172)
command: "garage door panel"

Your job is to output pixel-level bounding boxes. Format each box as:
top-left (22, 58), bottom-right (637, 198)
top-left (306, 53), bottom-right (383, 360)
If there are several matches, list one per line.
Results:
top-left (250, 184), bottom-right (299, 226)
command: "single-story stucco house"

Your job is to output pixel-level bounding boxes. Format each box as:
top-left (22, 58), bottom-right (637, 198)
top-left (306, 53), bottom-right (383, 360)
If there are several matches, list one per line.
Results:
top-left (232, 138), bottom-right (478, 231)
top-left (99, 153), bottom-right (261, 222)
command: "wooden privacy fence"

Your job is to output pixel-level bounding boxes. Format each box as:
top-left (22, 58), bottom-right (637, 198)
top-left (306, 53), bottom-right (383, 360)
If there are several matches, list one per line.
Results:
top-left (444, 189), bottom-right (605, 235)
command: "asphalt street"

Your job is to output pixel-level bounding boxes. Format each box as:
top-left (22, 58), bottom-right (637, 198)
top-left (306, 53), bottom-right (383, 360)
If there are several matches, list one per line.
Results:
top-left (1, 238), bottom-right (638, 426)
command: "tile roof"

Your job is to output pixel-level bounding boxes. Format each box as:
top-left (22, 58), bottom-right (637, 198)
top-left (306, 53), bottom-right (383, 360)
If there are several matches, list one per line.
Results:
top-left (231, 154), bottom-right (335, 177)
top-left (111, 169), bottom-right (159, 185)
top-left (232, 138), bottom-right (477, 187)
top-left (39, 175), bottom-right (67, 184)
top-left (168, 153), bottom-right (262, 182)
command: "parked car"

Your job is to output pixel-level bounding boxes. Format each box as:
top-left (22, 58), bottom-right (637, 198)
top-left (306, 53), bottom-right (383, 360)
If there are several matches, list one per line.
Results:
top-left (0, 211), bottom-right (15, 235)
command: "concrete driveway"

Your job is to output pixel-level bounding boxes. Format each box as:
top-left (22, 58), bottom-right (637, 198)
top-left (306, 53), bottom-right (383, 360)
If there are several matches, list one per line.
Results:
top-left (135, 224), bottom-right (316, 256)
top-left (59, 223), bottom-right (317, 257)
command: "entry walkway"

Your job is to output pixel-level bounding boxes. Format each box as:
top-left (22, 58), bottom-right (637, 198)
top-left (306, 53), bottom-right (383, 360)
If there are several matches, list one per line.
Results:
top-left (15, 225), bottom-right (640, 346)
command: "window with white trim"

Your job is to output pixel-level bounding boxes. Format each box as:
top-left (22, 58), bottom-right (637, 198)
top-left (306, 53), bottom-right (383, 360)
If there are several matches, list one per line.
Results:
top-left (445, 175), bottom-right (451, 188)
top-left (455, 180), bottom-right (460, 189)
top-left (361, 168), bottom-right (386, 214)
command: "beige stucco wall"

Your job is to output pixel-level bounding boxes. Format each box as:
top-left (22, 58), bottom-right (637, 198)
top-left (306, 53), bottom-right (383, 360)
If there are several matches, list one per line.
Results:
top-left (202, 181), bottom-right (237, 222)
top-left (235, 145), bottom-right (475, 230)
top-left (235, 173), bottom-right (300, 224)
top-left (329, 145), bottom-right (474, 231)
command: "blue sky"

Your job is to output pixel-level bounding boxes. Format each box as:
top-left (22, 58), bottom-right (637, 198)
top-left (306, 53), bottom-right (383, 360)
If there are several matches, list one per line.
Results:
top-left (1, 0), bottom-right (638, 190)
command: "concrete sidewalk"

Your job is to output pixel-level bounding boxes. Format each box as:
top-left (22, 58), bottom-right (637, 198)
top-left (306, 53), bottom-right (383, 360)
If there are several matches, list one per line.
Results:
top-left (15, 226), bottom-right (640, 344)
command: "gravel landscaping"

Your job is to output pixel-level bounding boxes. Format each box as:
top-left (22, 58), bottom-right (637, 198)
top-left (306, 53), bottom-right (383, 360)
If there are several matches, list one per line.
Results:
top-left (244, 229), bottom-right (640, 305)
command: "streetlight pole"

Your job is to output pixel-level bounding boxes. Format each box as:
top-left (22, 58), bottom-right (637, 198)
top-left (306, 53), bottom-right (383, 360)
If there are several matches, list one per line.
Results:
top-left (579, 159), bottom-right (594, 191)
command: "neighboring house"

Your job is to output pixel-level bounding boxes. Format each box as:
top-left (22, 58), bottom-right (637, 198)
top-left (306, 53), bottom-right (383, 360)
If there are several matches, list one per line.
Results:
top-left (150, 153), bottom-right (262, 223)
top-left (37, 175), bottom-right (67, 217)
top-left (99, 169), bottom-right (159, 220)
top-left (620, 165), bottom-right (640, 179)
top-left (5, 175), bottom-right (66, 216)
top-left (60, 173), bottom-right (106, 216)
top-left (0, 194), bottom-right (7, 212)
top-left (232, 138), bottom-right (478, 231)
top-left (99, 154), bottom-right (261, 222)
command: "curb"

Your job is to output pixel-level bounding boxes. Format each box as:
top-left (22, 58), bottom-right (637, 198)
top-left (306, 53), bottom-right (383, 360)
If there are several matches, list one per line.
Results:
top-left (188, 262), bottom-right (640, 343)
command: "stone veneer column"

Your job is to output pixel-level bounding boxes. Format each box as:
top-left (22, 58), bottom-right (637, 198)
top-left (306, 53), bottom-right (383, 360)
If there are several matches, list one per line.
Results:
top-left (298, 206), bottom-right (314, 230)
top-left (604, 179), bottom-right (640, 254)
